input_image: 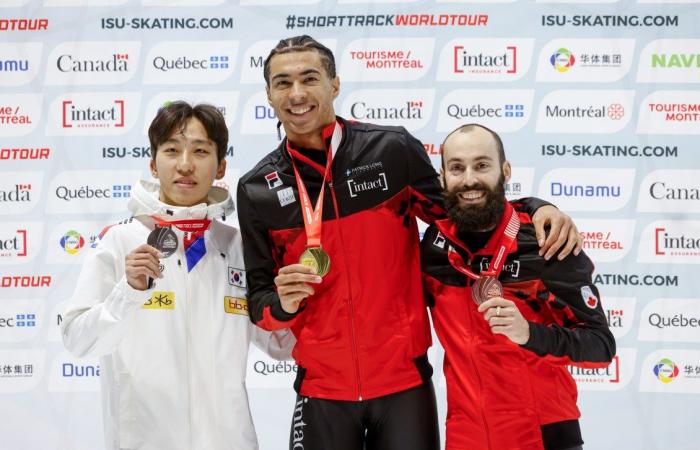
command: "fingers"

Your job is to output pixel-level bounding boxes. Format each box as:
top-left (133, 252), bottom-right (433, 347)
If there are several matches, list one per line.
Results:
top-left (278, 264), bottom-right (318, 275)
top-left (126, 252), bottom-right (162, 280)
top-left (476, 297), bottom-right (512, 313)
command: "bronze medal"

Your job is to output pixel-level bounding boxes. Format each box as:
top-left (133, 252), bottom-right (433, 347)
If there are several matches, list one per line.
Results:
top-left (471, 276), bottom-right (503, 305)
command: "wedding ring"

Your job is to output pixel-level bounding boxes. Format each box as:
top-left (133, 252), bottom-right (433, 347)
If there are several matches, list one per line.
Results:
top-left (496, 306), bottom-right (502, 317)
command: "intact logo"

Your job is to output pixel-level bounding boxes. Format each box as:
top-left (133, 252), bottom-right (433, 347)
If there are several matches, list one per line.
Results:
top-left (224, 296), bottom-right (248, 316)
top-left (480, 258), bottom-right (520, 278)
top-left (654, 358), bottom-right (679, 384)
top-left (569, 355), bottom-right (620, 383)
top-left (59, 230), bottom-right (85, 255)
top-left (142, 291), bottom-right (175, 310)
top-left (265, 171), bottom-right (283, 189)
top-left (454, 45), bottom-right (517, 75)
top-left (62, 99), bottom-right (124, 129)
top-left (348, 173), bottom-right (388, 198)
top-left (550, 48), bottom-right (575, 72)
top-left (581, 285), bottom-right (599, 309)
top-left (228, 267), bottom-right (246, 288)
top-left (654, 226), bottom-right (700, 258)
top-left (0, 229), bottom-right (27, 258)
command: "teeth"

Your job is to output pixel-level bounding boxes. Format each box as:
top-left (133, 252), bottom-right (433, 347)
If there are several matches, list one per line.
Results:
top-left (460, 191), bottom-right (483, 200)
top-left (290, 106), bottom-right (311, 115)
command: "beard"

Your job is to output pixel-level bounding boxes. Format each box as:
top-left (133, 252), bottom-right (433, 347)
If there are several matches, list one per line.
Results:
top-left (444, 173), bottom-right (507, 234)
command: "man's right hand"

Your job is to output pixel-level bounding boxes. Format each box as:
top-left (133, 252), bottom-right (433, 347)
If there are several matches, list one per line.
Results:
top-left (125, 244), bottom-right (162, 291)
top-left (274, 264), bottom-right (323, 314)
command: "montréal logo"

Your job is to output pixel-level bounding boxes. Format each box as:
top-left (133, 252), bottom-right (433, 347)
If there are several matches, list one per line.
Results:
top-left (453, 46), bottom-right (516, 74)
top-left (550, 48), bottom-right (575, 73)
top-left (62, 100), bottom-right (124, 128)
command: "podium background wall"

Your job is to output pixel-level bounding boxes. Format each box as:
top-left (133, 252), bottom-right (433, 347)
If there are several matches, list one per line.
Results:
top-left (1, 0), bottom-right (699, 449)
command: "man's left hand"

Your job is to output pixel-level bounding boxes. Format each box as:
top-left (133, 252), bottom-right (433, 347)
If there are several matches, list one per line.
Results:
top-left (532, 205), bottom-right (582, 261)
top-left (477, 297), bottom-right (530, 345)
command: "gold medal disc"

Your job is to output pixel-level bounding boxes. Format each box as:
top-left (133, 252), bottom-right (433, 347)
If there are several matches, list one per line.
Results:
top-left (299, 247), bottom-right (331, 277)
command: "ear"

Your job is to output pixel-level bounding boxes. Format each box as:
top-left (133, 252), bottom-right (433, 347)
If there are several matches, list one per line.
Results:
top-left (331, 76), bottom-right (340, 100)
top-left (215, 159), bottom-right (227, 180)
top-left (439, 168), bottom-right (445, 189)
top-left (502, 161), bottom-right (512, 183)
top-left (149, 158), bottom-right (158, 179)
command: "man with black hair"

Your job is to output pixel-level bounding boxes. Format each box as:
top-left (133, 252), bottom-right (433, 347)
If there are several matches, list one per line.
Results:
top-left (237, 36), bottom-right (583, 450)
top-left (421, 124), bottom-right (615, 450)
top-left (62, 101), bottom-right (293, 450)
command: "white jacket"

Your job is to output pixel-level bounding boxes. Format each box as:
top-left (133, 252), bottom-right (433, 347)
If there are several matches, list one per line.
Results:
top-left (62, 180), bottom-right (294, 450)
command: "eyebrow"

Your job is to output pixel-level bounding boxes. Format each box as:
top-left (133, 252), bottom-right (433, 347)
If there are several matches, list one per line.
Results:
top-left (446, 155), bottom-right (494, 164)
top-left (161, 137), bottom-right (212, 146)
top-left (270, 68), bottom-right (322, 82)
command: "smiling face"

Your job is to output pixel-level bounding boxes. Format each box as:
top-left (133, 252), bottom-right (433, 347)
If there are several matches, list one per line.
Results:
top-left (266, 50), bottom-right (340, 150)
top-left (149, 117), bottom-right (226, 207)
top-left (441, 126), bottom-right (511, 231)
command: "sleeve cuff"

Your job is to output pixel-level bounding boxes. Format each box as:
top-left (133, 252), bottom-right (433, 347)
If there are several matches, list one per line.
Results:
top-left (270, 297), bottom-right (303, 322)
top-left (520, 321), bottom-right (548, 356)
top-left (116, 276), bottom-right (154, 305)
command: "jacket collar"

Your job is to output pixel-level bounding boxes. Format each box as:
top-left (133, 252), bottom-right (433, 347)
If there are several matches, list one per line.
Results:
top-left (435, 200), bottom-right (515, 257)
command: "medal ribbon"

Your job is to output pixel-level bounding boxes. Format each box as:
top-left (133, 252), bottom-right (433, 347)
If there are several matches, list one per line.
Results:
top-left (286, 121), bottom-right (343, 248)
top-left (151, 216), bottom-right (212, 272)
top-left (446, 206), bottom-right (520, 281)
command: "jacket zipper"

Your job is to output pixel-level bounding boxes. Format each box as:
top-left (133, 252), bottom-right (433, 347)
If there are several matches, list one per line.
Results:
top-left (328, 180), bottom-right (363, 401)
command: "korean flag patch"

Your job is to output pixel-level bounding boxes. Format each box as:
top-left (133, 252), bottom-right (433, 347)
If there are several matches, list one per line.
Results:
top-left (229, 267), bottom-right (246, 288)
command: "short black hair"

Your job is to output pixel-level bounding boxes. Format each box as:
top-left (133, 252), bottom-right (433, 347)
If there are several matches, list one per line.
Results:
top-left (148, 101), bottom-right (228, 162)
top-left (441, 123), bottom-right (505, 169)
top-left (263, 35), bottom-right (336, 86)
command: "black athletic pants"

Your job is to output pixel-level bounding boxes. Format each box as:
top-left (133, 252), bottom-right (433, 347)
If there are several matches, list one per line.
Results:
top-left (288, 381), bottom-right (440, 450)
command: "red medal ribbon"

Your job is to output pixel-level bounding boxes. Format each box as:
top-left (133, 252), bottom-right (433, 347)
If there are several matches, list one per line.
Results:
top-left (286, 121), bottom-right (343, 248)
top-left (447, 205), bottom-right (520, 281)
top-left (150, 216), bottom-right (212, 250)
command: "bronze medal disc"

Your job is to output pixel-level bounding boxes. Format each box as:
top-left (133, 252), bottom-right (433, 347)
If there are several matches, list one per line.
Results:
top-left (471, 276), bottom-right (503, 305)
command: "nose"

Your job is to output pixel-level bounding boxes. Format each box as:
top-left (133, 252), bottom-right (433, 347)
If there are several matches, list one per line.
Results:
top-left (461, 167), bottom-right (480, 188)
top-left (289, 81), bottom-right (307, 103)
top-left (176, 150), bottom-right (194, 173)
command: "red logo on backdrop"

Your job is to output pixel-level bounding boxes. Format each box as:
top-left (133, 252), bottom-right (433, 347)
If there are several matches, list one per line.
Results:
top-left (0, 147), bottom-right (51, 160)
top-left (62, 100), bottom-right (125, 128)
top-left (0, 18), bottom-right (49, 32)
top-left (0, 229), bottom-right (27, 258)
top-left (609, 103), bottom-right (625, 120)
top-left (0, 275), bottom-right (51, 288)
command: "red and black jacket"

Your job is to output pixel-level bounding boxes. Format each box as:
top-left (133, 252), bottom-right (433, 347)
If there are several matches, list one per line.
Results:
top-left (237, 118), bottom-right (445, 401)
top-left (421, 202), bottom-right (616, 450)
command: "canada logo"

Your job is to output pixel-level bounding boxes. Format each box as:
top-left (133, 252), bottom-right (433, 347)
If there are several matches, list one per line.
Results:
top-left (581, 285), bottom-right (599, 309)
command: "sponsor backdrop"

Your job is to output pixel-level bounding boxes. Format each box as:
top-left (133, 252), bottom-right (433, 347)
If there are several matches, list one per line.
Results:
top-left (1, 0), bottom-right (698, 449)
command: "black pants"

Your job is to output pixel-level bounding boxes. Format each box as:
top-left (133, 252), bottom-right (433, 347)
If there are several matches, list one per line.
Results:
top-left (288, 381), bottom-right (440, 450)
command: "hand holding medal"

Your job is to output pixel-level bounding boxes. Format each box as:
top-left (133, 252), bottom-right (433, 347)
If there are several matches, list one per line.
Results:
top-left (144, 226), bottom-right (177, 288)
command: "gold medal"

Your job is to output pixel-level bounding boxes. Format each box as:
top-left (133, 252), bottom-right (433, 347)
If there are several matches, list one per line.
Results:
top-left (299, 247), bottom-right (331, 277)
